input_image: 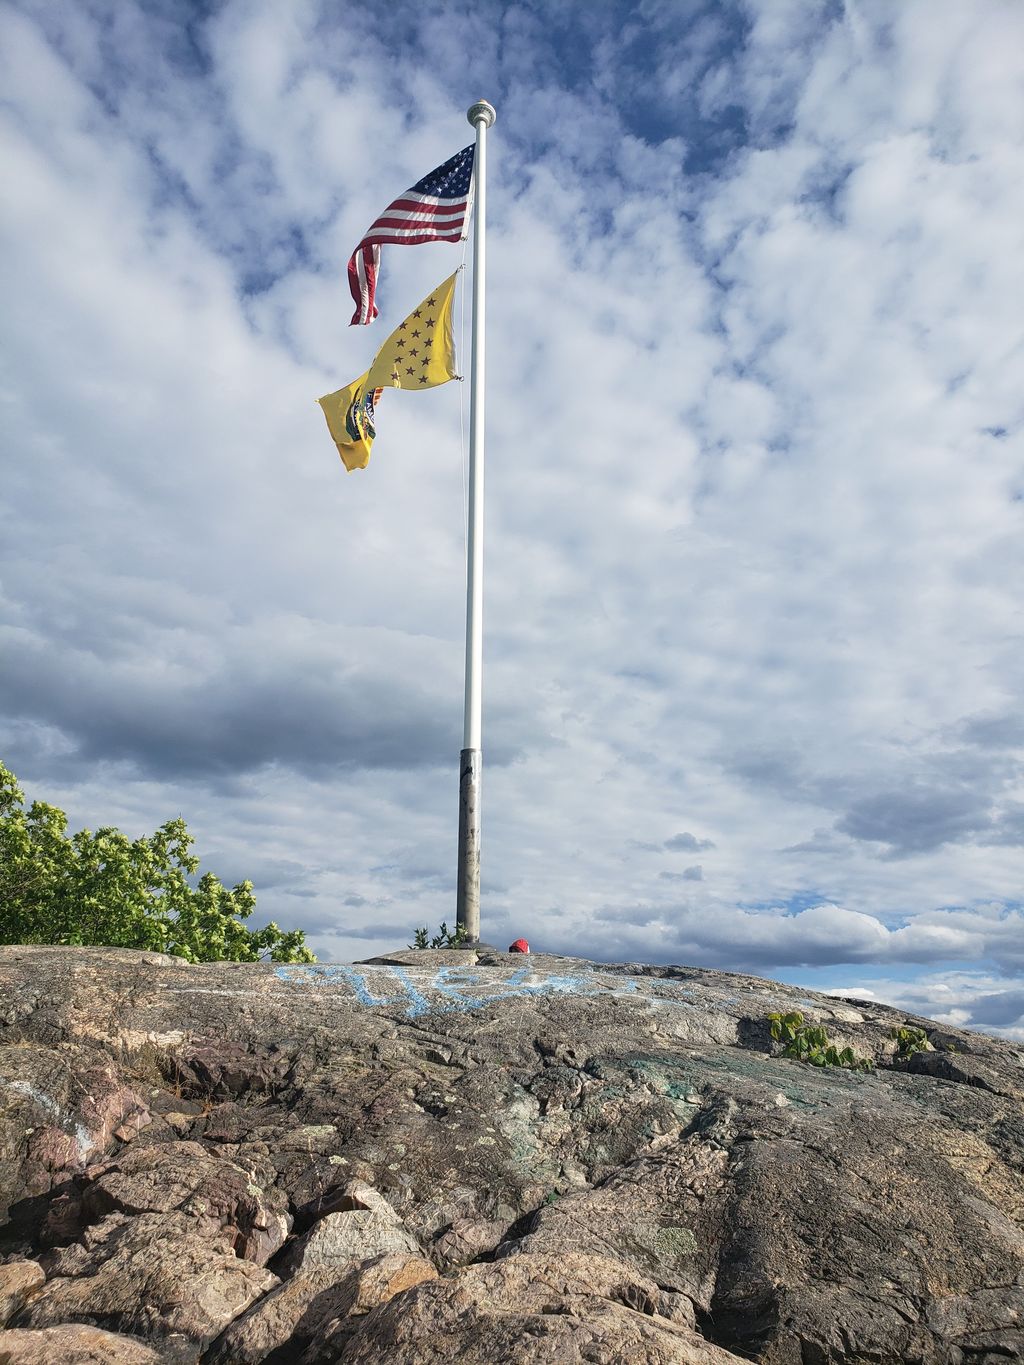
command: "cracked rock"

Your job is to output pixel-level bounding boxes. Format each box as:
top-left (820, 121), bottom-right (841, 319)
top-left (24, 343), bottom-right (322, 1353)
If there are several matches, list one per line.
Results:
top-left (1, 946), bottom-right (1023, 1362)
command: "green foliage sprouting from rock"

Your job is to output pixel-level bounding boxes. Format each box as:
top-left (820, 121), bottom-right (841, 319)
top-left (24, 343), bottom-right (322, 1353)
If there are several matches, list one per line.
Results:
top-left (768, 1010), bottom-right (873, 1072)
top-left (0, 762), bottom-right (315, 964)
top-left (410, 921), bottom-right (469, 949)
top-left (890, 1024), bottom-right (930, 1058)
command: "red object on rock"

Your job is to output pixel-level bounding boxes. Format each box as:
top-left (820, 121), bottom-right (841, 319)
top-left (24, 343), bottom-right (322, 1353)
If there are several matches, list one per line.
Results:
top-left (508, 938), bottom-right (530, 954)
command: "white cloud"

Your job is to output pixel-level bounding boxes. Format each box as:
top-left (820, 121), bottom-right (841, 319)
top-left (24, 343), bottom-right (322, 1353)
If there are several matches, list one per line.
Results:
top-left (826, 969), bottom-right (1024, 1043)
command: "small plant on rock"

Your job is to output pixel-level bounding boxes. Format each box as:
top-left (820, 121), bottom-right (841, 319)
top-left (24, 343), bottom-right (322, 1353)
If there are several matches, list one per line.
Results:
top-left (767, 1011), bottom-right (873, 1072)
top-left (409, 921), bottom-right (469, 949)
top-left (890, 1025), bottom-right (930, 1059)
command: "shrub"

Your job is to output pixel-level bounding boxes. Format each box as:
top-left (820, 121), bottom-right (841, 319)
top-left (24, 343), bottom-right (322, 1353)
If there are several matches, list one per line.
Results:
top-left (0, 762), bottom-right (314, 964)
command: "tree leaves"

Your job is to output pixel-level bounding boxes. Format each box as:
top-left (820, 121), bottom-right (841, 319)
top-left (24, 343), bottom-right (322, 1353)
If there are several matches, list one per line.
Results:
top-left (0, 763), bottom-right (314, 964)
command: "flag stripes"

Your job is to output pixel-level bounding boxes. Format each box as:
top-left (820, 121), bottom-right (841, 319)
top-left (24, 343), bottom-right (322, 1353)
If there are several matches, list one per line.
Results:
top-left (346, 145), bottom-right (475, 324)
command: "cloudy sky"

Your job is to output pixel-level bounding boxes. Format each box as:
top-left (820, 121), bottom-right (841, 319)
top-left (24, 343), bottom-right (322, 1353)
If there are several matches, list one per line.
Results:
top-left (2, 0), bottom-right (1023, 1037)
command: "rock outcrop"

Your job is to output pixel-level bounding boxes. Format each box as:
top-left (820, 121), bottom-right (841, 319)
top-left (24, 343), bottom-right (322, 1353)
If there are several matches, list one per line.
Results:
top-left (0, 944), bottom-right (1022, 1362)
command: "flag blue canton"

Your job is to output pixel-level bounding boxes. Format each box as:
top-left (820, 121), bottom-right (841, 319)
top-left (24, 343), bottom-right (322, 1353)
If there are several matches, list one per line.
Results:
top-left (411, 145), bottom-right (475, 199)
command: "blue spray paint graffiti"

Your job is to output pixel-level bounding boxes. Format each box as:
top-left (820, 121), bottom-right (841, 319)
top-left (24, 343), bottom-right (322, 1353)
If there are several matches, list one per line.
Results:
top-left (273, 963), bottom-right (652, 1019)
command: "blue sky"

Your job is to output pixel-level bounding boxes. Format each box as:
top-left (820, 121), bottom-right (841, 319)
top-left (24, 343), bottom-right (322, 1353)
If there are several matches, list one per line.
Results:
top-left (2, 0), bottom-right (1023, 1036)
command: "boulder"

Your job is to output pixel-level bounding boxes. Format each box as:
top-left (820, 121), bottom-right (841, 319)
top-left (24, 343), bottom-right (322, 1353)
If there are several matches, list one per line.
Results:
top-left (0, 1049), bottom-right (151, 1217)
top-left (0, 1323), bottom-right (166, 1362)
top-left (19, 1212), bottom-right (278, 1346)
top-left (204, 1251), bottom-right (436, 1364)
top-left (430, 1216), bottom-right (506, 1270)
top-left (0, 1261), bottom-right (45, 1327)
top-left (78, 1140), bottom-right (290, 1264)
top-left (283, 1181), bottom-right (419, 1274)
top-left (337, 1252), bottom-right (747, 1363)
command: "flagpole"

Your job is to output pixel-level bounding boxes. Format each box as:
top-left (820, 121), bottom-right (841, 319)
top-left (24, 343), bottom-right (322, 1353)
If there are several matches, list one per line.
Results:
top-left (456, 99), bottom-right (496, 945)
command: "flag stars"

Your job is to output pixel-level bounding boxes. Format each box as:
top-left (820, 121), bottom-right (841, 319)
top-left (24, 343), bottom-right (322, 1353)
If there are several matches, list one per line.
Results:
top-left (406, 366), bottom-right (414, 375)
top-left (413, 310), bottom-right (422, 318)
top-left (427, 297), bottom-right (436, 307)
top-left (410, 348), bottom-right (419, 357)
top-left (425, 317), bottom-right (435, 327)
top-left (396, 339), bottom-right (405, 348)
top-left (411, 329), bottom-right (421, 338)
top-left (419, 376), bottom-right (428, 384)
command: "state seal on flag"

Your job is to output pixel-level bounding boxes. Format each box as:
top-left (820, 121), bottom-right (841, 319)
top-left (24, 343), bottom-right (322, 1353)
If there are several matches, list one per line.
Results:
top-left (345, 388), bottom-right (376, 444)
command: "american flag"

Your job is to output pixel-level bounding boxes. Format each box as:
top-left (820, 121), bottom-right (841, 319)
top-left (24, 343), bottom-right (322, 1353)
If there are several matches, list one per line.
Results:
top-left (347, 145), bottom-right (475, 325)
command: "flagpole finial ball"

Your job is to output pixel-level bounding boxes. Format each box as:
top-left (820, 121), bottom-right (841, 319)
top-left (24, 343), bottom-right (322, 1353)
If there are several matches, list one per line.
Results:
top-left (467, 101), bottom-right (496, 129)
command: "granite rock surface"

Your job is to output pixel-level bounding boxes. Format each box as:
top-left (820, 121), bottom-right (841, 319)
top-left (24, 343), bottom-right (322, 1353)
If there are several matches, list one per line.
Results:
top-left (0, 944), bottom-right (1022, 1363)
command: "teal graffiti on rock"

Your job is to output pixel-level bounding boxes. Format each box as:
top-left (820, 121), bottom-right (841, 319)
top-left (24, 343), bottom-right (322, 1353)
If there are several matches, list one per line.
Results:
top-left (274, 963), bottom-right (678, 1017)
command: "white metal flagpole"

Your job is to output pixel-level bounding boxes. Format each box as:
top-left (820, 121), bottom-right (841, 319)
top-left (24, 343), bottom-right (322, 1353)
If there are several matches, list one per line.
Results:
top-left (456, 99), bottom-right (496, 944)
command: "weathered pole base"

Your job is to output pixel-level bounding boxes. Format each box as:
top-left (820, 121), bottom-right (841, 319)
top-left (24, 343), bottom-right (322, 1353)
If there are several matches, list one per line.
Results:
top-left (456, 747), bottom-right (481, 943)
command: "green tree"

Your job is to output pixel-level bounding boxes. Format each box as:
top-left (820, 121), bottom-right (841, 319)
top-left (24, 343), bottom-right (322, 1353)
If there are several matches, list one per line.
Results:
top-left (0, 762), bottom-right (314, 964)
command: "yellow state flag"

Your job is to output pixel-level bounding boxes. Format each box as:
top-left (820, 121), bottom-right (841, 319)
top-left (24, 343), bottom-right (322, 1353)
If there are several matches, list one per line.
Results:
top-left (366, 271), bottom-right (459, 391)
top-left (318, 372), bottom-right (381, 472)
top-left (318, 272), bottom-right (459, 473)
